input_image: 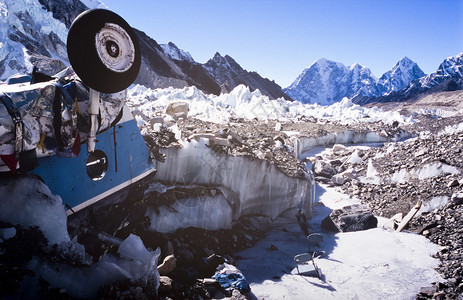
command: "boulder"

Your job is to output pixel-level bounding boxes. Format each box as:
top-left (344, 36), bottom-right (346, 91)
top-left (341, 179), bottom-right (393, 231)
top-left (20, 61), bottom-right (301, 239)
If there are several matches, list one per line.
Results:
top-left (166, 102), bottom-right (188, 116)
top-left (150, 116), bottom-right (164, 125)
top-left (159, 276), bottom-right (173, 292)
top-left (158, 254), bottom-right (177, 276)
top-left (313, 160), bottom-right (336, 178)
top-left (321, 204), bottom-right (378, 232)
top-left (331, 168), bottom-right (358, 186)
top-left (321, 215), bottom-right (340, 233)
top-left (339, 212), bottom-right (378, 232)
top-left (451, 192), bottom-right (463, 205)
top-left (212, 137), bottom-right (229, 147)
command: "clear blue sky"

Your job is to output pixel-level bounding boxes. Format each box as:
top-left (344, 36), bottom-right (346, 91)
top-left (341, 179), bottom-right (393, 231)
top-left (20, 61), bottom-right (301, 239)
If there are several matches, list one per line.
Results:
top-left (103, 0), bottom-right (463, 88)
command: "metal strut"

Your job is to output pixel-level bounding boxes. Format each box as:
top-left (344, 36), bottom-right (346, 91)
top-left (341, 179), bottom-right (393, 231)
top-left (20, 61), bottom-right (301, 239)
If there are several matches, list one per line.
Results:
top-left (88, 88), bottom-right (100, 153)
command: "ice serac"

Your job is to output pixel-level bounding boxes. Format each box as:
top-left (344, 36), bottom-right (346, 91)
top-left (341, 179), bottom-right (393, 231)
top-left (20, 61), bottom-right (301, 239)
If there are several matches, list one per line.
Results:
top-left (0, 175), bottom-right (69, 245)
top-left (204, 52), bottom-right (292, 100)
top-left (154, 139), bottom-right (313, 224)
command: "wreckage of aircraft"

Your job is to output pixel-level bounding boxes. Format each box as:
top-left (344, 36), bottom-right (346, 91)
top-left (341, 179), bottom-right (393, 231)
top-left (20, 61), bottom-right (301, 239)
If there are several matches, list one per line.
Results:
top-left (0, 9), bottom-right (156, 232)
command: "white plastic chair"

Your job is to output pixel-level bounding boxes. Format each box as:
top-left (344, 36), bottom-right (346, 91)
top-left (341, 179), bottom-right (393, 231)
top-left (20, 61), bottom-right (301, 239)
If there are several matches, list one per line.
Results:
top-left (294, 233), bottom-right (325, 278)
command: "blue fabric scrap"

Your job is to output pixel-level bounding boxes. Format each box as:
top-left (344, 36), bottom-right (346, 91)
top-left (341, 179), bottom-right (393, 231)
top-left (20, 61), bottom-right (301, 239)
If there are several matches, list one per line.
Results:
top-left (212, 272), bottom-right (251, 294)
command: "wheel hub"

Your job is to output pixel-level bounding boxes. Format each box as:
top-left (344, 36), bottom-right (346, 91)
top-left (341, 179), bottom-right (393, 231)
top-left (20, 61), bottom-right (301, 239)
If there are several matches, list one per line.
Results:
top-left (95, 22), bottom-right (135, 73)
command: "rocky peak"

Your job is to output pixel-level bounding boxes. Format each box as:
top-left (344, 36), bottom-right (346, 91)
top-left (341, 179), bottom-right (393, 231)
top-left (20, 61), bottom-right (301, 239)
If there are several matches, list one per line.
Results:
top-left (160, 42), bottom-right (194, 63)
top-left (37, 0), bottom-right (87, 28)
top-left (284, 58), bottom-right (378, 105)
top-left (377, 56), bottom-right (425, 95)
top-left (204, 52), bottom-right (291, 100)
top-left (207, 52), bottom-right (236, 68)
top-left (435, 53), bottom-right (463, 77)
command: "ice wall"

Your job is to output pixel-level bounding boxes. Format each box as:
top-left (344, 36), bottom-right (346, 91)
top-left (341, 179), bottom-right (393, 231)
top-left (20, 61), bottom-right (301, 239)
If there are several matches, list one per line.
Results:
top-left (147, 194), bottom-right (234, 233)
top-left (154, 139), bottom-right (312, 223)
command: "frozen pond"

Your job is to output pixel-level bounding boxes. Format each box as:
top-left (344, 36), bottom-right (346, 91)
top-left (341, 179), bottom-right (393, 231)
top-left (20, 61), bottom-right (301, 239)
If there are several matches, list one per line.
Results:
top-left (300, 142), bottom-right (384, 170)
top-left (234, 184), bottom-right (442, 299)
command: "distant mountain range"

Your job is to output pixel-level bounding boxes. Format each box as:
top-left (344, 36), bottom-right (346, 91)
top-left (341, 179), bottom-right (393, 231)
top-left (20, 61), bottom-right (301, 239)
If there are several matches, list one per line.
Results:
top-left (284, 57), bottom-right (426, 105)
top-left (352, 53), bottom-right (463, 105)
top-left (0, 0), bottom-right (461, 105)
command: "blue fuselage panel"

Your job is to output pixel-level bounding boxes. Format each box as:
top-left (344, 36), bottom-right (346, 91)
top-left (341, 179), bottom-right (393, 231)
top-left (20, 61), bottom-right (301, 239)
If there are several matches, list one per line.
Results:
top-left (32, 118), bottom-right (155, 211)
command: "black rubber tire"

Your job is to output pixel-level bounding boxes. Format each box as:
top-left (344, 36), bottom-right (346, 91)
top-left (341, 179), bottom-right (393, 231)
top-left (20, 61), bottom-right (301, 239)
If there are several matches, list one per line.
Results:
top-left (67, 9), bottom-right (141, 93)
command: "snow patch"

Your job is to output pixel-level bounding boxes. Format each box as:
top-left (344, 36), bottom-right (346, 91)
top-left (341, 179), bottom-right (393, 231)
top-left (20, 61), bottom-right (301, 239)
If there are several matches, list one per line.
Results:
top-left (417, 196), bottom-right (450, 216)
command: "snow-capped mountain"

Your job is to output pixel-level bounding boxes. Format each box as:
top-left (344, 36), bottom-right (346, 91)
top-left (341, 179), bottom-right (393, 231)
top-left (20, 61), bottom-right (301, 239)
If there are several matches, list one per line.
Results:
top-left (160, 42), bottom-right (194, 63)
top-left (0, 0), bottom-right (222, 95)
top-left (0, 0), bottom-right (70, 79)
top-left (285, 57), bottom-right (426, 105)
top-left (133, 29), bottom-right (221, 95)
top-left (419, 52), bottom-right (463, 89)
top-left (204, 52), bottom-right (292, 100)
top-left (376, 57), bottom-right (425, 95)
top-left (284, 58), bottom-right (379, 105)
top-left (353, 53), bottom-right (463, 105)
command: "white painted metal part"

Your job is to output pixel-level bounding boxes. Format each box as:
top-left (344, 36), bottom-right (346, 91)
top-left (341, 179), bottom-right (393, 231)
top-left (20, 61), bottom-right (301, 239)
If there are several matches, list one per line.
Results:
top-left (87, 88), bottom-right (100, 153)
top-left (95, 23), bottom-right (135, 73)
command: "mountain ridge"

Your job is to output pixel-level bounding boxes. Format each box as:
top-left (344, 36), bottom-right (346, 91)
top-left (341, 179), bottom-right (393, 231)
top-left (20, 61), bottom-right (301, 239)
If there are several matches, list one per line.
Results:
top-left (284, 57), bottom-right (426, 105)
top-left (352, 53), bottom-right (463, 105)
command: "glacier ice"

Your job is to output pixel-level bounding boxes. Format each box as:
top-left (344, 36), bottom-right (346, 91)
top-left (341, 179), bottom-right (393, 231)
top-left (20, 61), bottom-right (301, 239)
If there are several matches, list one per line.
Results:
top-left (27, 234), bottom-right (160, 298)
top-left (0, 175), bottom-right (69, 245)
top-left (147, 194), bottom-right (234, 233)
top-left (126, 84), bottom-right (414, 126)
top-left (153, 139), bottom-right (313, 227)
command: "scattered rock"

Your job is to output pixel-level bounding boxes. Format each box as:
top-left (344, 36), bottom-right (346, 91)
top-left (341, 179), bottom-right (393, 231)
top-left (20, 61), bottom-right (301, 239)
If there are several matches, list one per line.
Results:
top-left (447, 179), bottom-right (459, 187)
top-left (166, 102), bottom-right (188, 116)
top-left (313, 160), bottom-right (336, 178)
top-left (159, 276), bottom-right (173, 292)
top-left (450, 192), bottom-right (463, 205)
top-left (268, 244), bottom-right (278, 251)
top-left (321, 205), bottom-right (377, 232)
top-left (332, 169), bottom-right (357, 186)
top-left (158, 255), bottom-right (177, 276)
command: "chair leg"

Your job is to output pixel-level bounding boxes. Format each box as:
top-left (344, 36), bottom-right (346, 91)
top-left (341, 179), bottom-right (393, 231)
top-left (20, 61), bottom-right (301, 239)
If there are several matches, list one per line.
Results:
top-left (311, 258), bottom-right (322, 279)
